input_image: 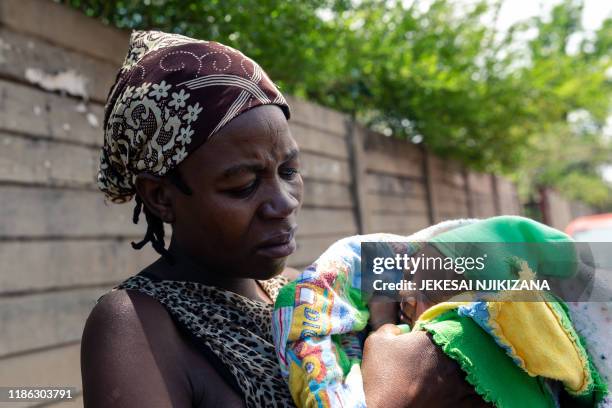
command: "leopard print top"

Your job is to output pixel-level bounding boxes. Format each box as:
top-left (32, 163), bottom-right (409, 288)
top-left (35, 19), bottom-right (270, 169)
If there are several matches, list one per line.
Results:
top-left (115, 274), bottom-right (295, 407)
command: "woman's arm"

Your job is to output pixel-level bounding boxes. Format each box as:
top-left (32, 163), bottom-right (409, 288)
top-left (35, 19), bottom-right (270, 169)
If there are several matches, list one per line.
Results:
top-left (81, 290), bottom-right (193, 408)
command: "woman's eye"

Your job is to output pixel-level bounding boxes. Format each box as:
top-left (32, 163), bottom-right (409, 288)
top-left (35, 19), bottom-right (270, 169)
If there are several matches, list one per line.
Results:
top-left (228, 179), bottom-right (258, 198)
top-left (280, 167), bottom-right (299, 179)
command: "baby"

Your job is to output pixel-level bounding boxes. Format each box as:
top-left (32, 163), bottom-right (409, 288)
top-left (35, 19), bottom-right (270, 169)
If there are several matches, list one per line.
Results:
top-left (272, 216), bottom-right (608, 408)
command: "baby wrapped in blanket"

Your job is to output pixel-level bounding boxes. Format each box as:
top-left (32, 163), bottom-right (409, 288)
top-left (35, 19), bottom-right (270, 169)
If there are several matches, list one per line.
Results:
top-left (272, 216), bottom-right (609, 408)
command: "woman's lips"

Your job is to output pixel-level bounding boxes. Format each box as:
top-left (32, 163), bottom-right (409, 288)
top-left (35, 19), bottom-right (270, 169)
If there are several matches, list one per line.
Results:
top-left (255, 227), bottom-right (297, 259)
top-left (255, 237), bottom-right (297, 259)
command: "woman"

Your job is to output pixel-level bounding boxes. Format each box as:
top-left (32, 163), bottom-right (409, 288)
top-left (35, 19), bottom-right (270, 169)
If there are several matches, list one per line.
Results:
top-left (81, 30), bottom-right (488, 408)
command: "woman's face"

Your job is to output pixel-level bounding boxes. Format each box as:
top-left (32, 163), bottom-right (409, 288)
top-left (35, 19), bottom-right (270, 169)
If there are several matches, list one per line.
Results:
top-left (170, 105), bottom-right (303, 280)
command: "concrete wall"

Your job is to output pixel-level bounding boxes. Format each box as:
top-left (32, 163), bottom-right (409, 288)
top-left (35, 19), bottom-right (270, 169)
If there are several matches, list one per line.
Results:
top-left (540, 187), bottom-right (597, 232)
top-left (0, 0), bottom-right (522, 406)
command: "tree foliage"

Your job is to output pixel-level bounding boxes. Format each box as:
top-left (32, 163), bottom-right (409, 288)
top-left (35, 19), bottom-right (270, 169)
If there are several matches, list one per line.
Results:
top-left (60, 0), bottom-right (612, 207)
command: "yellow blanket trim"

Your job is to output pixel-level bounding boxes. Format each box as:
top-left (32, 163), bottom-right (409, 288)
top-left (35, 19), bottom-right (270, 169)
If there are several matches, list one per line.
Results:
top-left (484, 262), bottom-right (590, 394)
top-left (487, 300), bottom-right (590, 394)
top-left (414, 301), bottom-right (471, 327)
top-left (413, 261), bottom-right (591, 395)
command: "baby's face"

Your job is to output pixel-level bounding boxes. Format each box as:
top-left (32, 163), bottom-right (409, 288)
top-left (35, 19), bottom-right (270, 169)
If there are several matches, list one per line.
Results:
top-left (399, 292), bottom-right (435, 327)
top-left (367, 300), bottom-right (400, 330)
top-left (398, 244), bottom-right (453, 325)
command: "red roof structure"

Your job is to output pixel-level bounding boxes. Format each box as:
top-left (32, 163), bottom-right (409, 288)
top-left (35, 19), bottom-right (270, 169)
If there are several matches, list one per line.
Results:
top-left (565, 213), bottom-right (612, 236)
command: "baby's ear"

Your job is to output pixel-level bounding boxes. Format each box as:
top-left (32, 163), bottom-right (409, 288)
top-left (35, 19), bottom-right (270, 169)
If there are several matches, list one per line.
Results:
top-left (399, 295), bottom-right (417, 325)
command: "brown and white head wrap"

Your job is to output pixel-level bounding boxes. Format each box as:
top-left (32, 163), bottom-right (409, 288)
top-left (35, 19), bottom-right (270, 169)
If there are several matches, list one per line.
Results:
top-left (98, 30), bottom-right (290, 203)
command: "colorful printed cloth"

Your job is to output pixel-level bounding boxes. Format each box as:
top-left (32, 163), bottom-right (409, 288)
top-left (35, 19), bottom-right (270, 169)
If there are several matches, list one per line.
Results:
top-left (272, 217), bottom-right (609, 408)
top-left (272, 220), bottom-right (477, 408)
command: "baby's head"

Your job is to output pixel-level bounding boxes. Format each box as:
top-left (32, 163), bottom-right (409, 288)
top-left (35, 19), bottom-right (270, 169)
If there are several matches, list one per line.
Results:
top-left (398, 215), bottom-right (577, 325)
top-left (398, 244), bottom-right (458, 326)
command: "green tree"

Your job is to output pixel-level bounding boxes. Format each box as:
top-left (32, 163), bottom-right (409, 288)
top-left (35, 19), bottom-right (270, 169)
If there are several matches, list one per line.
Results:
top-left (512, 0), bottom-right (612, 208)
top-left (60, 0), bottom-right (612, 208)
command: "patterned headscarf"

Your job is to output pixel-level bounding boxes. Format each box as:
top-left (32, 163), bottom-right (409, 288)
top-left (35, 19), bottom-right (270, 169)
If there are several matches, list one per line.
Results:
top-left (98, 30), bottom-right (290, 203)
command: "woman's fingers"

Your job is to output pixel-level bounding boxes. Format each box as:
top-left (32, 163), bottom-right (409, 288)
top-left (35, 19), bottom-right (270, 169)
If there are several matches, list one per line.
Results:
top-left (397, 323), bottom-right (411, 334)
top-left (373, 323), bottom-right (401, 336)
top-left (371, 323), bottom-right (410, 337)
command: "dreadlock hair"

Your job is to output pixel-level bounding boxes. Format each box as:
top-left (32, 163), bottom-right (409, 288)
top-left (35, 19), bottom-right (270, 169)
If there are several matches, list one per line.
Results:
top-left (131, 167), bottom-right (193, 263)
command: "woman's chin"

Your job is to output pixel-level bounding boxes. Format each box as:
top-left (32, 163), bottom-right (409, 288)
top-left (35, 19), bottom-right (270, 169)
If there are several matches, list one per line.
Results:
top-left (252, 258), bottom-right (288, 280)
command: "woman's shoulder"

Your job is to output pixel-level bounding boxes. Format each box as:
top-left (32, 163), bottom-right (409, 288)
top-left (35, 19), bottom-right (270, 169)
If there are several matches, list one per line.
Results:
top-left (81, 287), bottom-right (194, 406)
top-left (86, 287), bottom-right (173, 337)
top-left (82, 286), bottom-right (245, 407)
top-left (87, 259), bottom-right (182, 330)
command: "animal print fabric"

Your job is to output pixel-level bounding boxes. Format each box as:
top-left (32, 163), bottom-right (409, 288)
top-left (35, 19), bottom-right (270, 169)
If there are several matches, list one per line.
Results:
top-left (115, 274), bottom-right (295, 407)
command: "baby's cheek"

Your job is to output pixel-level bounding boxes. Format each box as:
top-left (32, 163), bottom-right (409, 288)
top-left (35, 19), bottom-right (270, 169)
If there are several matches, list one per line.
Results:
top-left (415, 300), bottom-right (430, 319)
top-left (368, 301), bottom-right (399, 330)
top-left (400, 293), bottom-right (436, 324)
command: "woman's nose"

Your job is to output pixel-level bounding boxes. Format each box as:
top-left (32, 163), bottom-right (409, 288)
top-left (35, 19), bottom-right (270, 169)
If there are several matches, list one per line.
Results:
top-left (259, 182), bottom-right (300, 220)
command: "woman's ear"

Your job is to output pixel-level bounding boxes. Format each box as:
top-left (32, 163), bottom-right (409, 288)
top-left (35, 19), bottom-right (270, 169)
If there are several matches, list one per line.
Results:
top-left (134, 173), bottom-right (176, 223)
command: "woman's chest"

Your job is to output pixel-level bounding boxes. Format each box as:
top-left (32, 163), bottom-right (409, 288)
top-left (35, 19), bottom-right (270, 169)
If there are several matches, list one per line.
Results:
top-left (181, 339), bottom-right (246, 408)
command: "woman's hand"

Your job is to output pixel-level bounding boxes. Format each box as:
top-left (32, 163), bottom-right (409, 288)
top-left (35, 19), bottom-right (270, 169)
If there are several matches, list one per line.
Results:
top-left (361, 324), bottom-right (492, 408)
top-left (361, 324), bottom-right (417, 408)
